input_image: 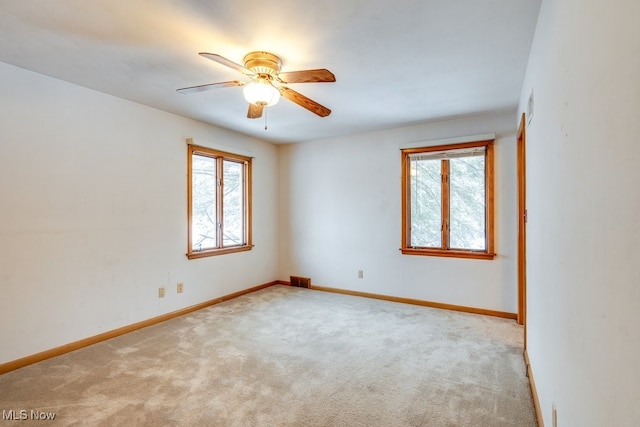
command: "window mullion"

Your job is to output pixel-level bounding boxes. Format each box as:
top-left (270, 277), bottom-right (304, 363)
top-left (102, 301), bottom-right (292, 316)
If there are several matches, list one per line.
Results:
top-left (216, 157), bottom-right (224, 248)
top-left (441, 159), bottom-right (450, 250)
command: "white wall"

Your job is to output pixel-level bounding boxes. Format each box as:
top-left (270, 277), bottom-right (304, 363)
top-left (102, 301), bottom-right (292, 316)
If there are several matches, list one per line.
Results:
top-left (0, 62), bottom-right (279, 364)
top-left (278, 111), bottom-right (519, 313)
top-left (519, 0), bottom-right (640, 425)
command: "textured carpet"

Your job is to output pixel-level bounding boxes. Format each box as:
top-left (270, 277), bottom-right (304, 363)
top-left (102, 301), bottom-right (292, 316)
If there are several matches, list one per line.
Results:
top-left (0, 285), bottom-right (536, 426)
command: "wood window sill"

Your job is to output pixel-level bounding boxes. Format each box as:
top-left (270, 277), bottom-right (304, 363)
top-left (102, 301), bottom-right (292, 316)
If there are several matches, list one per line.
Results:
top-left (400, 247), bottom-right (496, 260)
top-left (187, 245), bottom-right (254, 259)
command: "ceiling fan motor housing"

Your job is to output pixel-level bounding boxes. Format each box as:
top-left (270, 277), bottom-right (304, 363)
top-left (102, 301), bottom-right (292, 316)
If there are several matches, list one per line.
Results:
top-left (243, 51), bottom-right (282, 79)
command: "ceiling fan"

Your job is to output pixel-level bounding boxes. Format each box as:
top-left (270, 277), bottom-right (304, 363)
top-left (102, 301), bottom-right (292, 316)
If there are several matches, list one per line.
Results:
top-left (177, 51), bottom-right (335, 119)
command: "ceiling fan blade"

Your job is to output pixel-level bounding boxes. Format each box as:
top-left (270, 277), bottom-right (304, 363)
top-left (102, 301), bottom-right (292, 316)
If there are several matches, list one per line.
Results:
top-left (177, 80), bottom-right (244, 94)
top-left (278, 69), bottom-right (336, 84)
top-left (247, 103), bottom-right (264, 119)
top-left (280, 87), bottom-right (331, 117)
top-left (199, 53), bottom-right (256, 77)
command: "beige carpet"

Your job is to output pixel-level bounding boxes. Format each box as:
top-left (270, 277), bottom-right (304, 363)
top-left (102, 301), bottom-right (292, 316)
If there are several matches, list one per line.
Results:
top-left (0, 285), bottom-right (536, 426)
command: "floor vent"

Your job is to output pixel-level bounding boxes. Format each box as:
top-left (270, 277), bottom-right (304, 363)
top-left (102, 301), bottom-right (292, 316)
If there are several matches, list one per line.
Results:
top-left (290, 276), bottom-right (311, 288)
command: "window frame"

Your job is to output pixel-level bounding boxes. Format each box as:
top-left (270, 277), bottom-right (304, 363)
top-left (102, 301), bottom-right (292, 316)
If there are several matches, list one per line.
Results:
top-left (400, 139), bottom-right (495, 260)
top-left (187, 143), bottom-right (253, 259)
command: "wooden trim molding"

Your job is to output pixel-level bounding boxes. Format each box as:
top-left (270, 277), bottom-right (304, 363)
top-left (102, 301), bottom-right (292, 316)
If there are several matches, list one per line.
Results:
top-left (0, 281), bottom-right (279, 375)
top-left (187, 245), bottom-right (254, 259)
top-left (186, 142), bottom-right (253, 260)
top-left (517, 112), bottom-right (528, 332)
top-left (399, 248), bottom-right (496, 260)
top-left (2, 280), bottom-right (518, 375)
top-left (525, 350), bottom-right (544, 427)
top-left (308, 284), bottom-right (517, 319)
top-left (400, 139), bottom-right (496, 260)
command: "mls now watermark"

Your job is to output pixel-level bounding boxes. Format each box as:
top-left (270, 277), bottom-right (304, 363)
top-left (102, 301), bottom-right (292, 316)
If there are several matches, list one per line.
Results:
top-left (2, 409), bottom-right (56, 420)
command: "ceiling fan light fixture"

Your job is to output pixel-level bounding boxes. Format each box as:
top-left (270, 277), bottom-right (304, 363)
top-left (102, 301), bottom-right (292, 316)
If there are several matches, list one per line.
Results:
top-left (243, 78), bottom-right (280, 106)
top-left (178, 51), bottom-right (334, 118)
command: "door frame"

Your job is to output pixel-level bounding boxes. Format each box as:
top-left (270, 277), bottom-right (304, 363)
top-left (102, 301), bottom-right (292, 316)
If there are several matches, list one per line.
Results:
top-left (517, 113), bottom-right (527, 342)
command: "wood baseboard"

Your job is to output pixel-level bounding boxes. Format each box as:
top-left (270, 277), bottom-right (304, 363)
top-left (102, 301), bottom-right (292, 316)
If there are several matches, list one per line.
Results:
top-left (307, 284), bottom-right (517, 320)
top-left (525, 349), bottom-right (544, 426)
top-left (1, 280), bottom-right (518, 375)
top-left (0, 281), bottom-right (279, 375)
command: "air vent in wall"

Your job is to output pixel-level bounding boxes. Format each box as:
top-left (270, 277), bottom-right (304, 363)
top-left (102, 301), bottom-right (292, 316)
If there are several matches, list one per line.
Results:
top-left (290, 276), bottom-right (311, 288)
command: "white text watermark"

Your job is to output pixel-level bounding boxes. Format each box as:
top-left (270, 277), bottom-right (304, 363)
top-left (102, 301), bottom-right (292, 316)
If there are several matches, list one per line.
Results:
top-left (2, 409), bottom-right (56, 421)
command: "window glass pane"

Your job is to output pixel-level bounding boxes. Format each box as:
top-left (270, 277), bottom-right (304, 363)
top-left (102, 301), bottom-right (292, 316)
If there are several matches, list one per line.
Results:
top-left (191, 154), bottom-right (217, 251)
top-left (222, 160), bottom-right (244, 247)
top-left (449, 155), bottom-right (485, 250)
top-left (410, 158), bottom-right (441, 247)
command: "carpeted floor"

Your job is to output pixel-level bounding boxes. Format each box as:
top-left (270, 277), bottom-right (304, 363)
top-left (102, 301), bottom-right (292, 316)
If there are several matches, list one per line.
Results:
top-left (0, 285), bottom-right (536, 426)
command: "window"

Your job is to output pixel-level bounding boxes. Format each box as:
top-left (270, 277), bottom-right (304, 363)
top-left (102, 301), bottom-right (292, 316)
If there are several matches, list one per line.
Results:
top-left (401, 140), bottom-right (495, 259)
top-left (187, 144), bottom-right (252, 259)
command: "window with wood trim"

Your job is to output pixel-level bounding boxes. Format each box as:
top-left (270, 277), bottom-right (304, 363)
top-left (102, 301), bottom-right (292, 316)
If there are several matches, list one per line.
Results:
top-left (187, 144), bottom-right (252, 259)
top-left (401, 140), bottom-right (495, 259)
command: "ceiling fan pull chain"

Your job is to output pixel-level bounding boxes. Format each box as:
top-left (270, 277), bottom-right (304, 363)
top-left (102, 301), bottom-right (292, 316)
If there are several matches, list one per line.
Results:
top-left (264, 107), bottom-right (268, 130)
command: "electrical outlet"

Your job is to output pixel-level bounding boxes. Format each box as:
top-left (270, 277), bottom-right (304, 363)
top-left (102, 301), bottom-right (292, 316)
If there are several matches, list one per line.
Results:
top-left (177, 282), bottom-right (184, 294)
top-left (357, 270), bottom-right (364, 279)
top-left (158, 287), bottom-right (165, 298)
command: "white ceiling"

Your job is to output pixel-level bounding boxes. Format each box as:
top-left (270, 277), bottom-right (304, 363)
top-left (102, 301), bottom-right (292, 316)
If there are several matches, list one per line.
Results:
top-left (0, 0), bottom-right (540, 144)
